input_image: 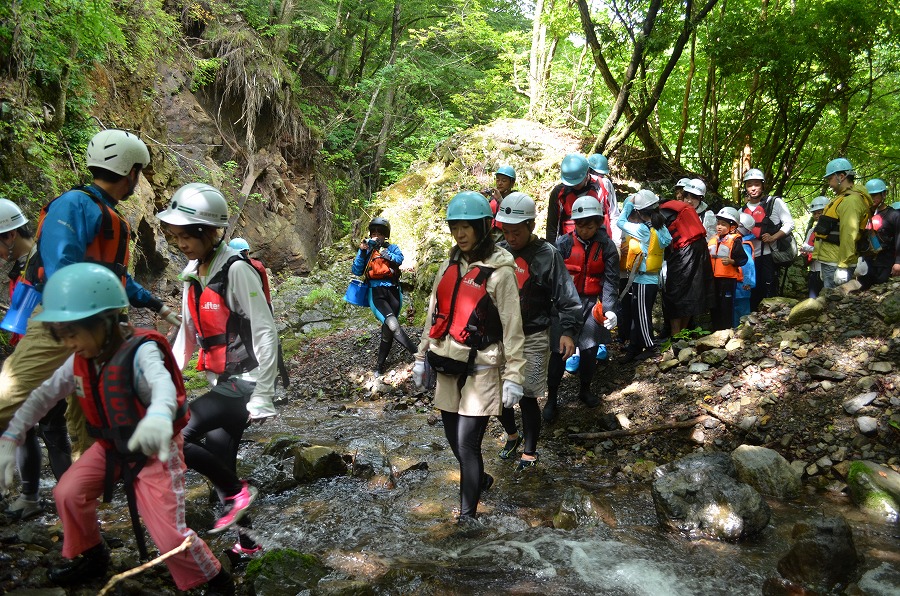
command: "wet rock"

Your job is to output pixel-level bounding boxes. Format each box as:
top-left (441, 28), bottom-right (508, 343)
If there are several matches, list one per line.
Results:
top-left (731, 445), bottom-right (801, 500)
top-left (263, 434), bottom-right (307, 458)
top-left (856, 416), bottom-right (878, 435)
top-left (700, 349), bottom-right (728, 365)
top-left (293, 445), bottom-right (348, 483)
top-left (846, 461), bottom-right (900, 522)
top-left (843, 392), bottom-right (877, 415)
top-left (767, 517), bottom-right (860, 594)
top-left (695, 330), bottom-right (732, 352)
top-left (251, 454), bottom-right (300, 494)
top-left (788, 298), bottom-right (825, 327)
top-left (247, 549), bottom-right (329, 595)
top-left (651, 453), bottom-right (769, 541)
top-left (553, 486), bottom-right (617, 530)
top-left (315, 579), bottom-right (377, 595)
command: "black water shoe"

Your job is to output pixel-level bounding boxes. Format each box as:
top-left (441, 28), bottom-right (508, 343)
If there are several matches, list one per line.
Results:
top-left (49, 542), bottom-right (109, 586)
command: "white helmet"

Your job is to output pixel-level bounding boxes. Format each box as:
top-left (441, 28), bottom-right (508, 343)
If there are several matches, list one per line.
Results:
top-left (808, 196), bottom-right (829, 212)
top-left (570, 196), bottom-right (603, 220)
top-left (683, 178), bottom-right (707, 197)
top-left (86, 129), bottom-right (150, 176)
top-left (715, 207), bottom-right (740, 225)
top-left (742, 168), bottom-right (765, 183)
top-left (0, 198), bottom-right (28, 234)
top-left (632, 189), bottom-right (659, 210)
top-left (496, 192), bottom-right (536, 224)
top-left (675, 177), bottom-right (692, 189)
top-left (738, 212), bottom-right (756, 235)
top-left (157, 183), bottom-right (229, 227)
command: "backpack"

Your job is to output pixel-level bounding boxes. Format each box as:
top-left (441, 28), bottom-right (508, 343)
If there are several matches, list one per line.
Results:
top-left (762, 197), bottom-right (798, 265)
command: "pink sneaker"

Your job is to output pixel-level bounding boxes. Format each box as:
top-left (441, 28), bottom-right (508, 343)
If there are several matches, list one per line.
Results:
top-left (231, 542), bottom-right (263, 557)
top-left (210, 482), bottom-right (258, 534)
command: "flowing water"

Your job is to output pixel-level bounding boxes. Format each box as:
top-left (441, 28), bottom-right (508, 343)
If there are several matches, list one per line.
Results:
top-left (187, 390), bottom-right (900, 595)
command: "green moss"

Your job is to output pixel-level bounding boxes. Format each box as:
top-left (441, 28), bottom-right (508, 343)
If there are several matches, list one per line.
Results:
top-left (245, 548), bottom-right (326, 584)
top-left (181, 356), bottom-right (208, 392)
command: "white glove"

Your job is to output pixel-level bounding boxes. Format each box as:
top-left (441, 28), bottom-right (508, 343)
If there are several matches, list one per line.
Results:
top-left (855, 257), bottom-right (868, 277)
top-left (800, 243), bottom-right (814, 255)
top-left (159, 305), bottom-right (182, 327)
top-left (127, 414), bottom-right (173, 461)
top-left (247, 394), bottom-right (277, 420)
top-left (834, 268), bottom-right (850, 284)
top-left (603, 311), bottom-right (618, 330)
top-left (412, 360), bottom-right (426, 390)
top-left (0, 434), bottom-right (17, 491)
top-left (502, 380), bottom-right (524, 408)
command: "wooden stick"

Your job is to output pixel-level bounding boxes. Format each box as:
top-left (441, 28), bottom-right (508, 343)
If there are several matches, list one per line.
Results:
top-left (698, 403), bottom-right (739, 428)
top-left (569, 415), bottom-right (709, 440)
top-left (98, 535), bottom-right (195, 596)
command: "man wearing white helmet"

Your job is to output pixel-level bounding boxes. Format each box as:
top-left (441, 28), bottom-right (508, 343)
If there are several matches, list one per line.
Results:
top-left (857, 179), bottom-right (900, 290)
top-left (740, 168), bottom-right (794, 307)
top-left (0, 130), bottom-right (177, 517)
top-left (800, 196), bottom-right (829, 298)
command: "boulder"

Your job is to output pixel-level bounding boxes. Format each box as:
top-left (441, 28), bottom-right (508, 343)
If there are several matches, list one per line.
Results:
top-left (787, 298), bottom-right (825, 327)
top-left (731, 445), bottom-right (801, 500)
top-left (554, 486), bottom-right (617, 530)
top-left (293, 445), bottom-right (347, 484)
top-left (846, 460), bottom-right (900, 522)
top-left (876, 290), bottom-right (900, 324)
top-left (767, 517), bottom-right (860, 594)
top-left (651, 453), bottom-right (770, 540)
top-left (695, 330), bottom-right (732, 353)
top-left (246, 549), bottom-right (329, 595)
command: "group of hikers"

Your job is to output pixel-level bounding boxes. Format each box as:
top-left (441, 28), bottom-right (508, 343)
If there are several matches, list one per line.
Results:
top-left (0, 129), bottom-right (897, 592)
top-left (353, 152), bottom-right (899, 525)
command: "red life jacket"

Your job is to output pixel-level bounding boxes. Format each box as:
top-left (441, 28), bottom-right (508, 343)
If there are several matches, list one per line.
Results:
top-left (73, 328), bottom-right (189, 453)
top-left (429, 262), bottom-right (502, 349)
top-left (489, 198), bottom-right (504, 230)
top-left (660, 200), bottom-right (707, 249)
top-left (186, 255), bottom-right (260, 376)
top-left (709, 233), bottom-right (744, 280)
top-left (564, 232), bottom-right (606, 296)
top-left (24, 187), bottom-right (130, 290)
top-left (553, 181), bottom-right (604, 237)
top-left (247, 257), bottom-right (272, 301)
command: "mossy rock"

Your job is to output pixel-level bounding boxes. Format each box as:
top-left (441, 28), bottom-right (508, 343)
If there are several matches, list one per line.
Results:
top-left (246, 549), bottom-right (329, 595)
top-left (262, 434), bottom-right (307, 458)
top-left (846, 461), bottom-right (900, 522)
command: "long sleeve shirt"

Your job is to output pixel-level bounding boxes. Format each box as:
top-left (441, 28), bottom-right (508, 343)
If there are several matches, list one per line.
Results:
top-left (351, 242), bottom-right (404, 287)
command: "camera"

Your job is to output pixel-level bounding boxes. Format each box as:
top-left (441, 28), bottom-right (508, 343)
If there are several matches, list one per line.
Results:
top-left (367, 238), bottom-right (384, 249)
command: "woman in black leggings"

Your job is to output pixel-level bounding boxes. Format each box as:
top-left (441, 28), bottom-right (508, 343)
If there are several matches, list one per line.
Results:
top-left (352, 217), bottom-right (416, 374)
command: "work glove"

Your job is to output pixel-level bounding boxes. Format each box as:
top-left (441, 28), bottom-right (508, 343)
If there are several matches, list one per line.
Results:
top-left (412, 360), bottom-right (426, 390)
top-left (834, 268), bottom-right (850, 285)
top-left (603, 311), bottom-right (618, 330)
top-left (502, 380), bottom-right (524, 408)
top-left (127, 414), bottom-right (173, 461)
top-left (800, 243), bottom-right (814, 255)
top-left (247, 394), bottom-right (277, 421)
top-left (159, 305), bottom-right (182, 327)
top-left (855, 257), bottom-right (868, 278)
top-left (0, 433), bottom-right (19, 491)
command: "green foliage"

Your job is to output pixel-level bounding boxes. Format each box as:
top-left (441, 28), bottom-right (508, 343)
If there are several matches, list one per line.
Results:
top-left (182, 356), bottom-right (209, 392)
top-left (191, 57), bottom-right (226, 91)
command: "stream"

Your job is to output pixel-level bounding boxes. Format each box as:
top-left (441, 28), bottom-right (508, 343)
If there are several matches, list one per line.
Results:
top-left (172, 387), bottom-right (900, 595)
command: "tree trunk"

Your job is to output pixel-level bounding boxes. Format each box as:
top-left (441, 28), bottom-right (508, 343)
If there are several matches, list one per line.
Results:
top-left (674, 31), bottom-right (696, 165)
top-left (528, 0), bottom-right (546, 117)
top-left (368, 0), bottom-right (403, 190)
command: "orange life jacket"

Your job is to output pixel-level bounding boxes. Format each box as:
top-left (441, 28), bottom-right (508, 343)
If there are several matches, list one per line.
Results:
top-left (429, 262), bottom-right (502, 349)
top-left (73, 328), bottom-right (189, 453)
top-left (186, 256), bottom-right (260, 376)
top-left (564, 232), bottom-right (606, 296)
top-left (709, 233), bottom-right (744, 280)
top-left (24, 187), bottom-right (130, 290)
top-left (365, 249), bottom-right (399, 282)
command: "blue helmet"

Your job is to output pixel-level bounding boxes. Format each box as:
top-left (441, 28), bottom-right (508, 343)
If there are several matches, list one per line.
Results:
top-left (34, 263), bottom-right (127, 323)
top-left (865, 179), bottom-right (887, 195)
top-left (229, 237), bottom-right (250, 251)
top-left (446, 191), bottom-right (492, 221)
top-left (560, 154), bottom-right (589, 186)
top-left (495, 165), bottom-right (516, 181)
top-left (587, 154), bottom-right (609, 175)
top-left (824, 158), bottom-right (854, 178)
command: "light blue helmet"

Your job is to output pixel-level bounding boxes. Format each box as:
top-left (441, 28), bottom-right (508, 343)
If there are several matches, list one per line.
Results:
top-left (808, 196), bottom-right (829, 212)
top-left (34, 263), bottom-right (127, 323)
top-left (587, 154), bottom-right (609, 175)
top-left (229, 237), bottom-right (250, 251)
top-left (560, 154), bottom-right (589, 186)
top-left (892, 201), bottom-right (900, 210)
top-left (824, 158), bottom-right (854, 178)
top-left (495, 165), bottom-right (516, 181)
top-left (446, 191), bottom-right (493, 221)
top-left (865, 179), bottom-right (887, 195)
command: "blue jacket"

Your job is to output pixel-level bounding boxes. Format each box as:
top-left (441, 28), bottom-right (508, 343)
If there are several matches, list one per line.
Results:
top-left (38, 185), bottom-right (159, 309)
top-left (352, 242), bottom-right (404, 288)
top-left (616, 201), bottom-right (673, 285)
top-left (736, 234), bottom-right (757, 299)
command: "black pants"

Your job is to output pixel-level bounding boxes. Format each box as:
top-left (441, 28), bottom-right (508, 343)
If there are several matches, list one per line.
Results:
top-left (18, 400), bottom-right (71, 496)
top-left (440, 411), bottom-right (489, 517)
top-left (548, 345), bottom-right (598, 397)
top-left (498, 397), bottom-right (541, 455)
top-left (371, 286), bottom-right (416, 371)
top-left (628, 283), bottom-right (658, 351)
top-left (751, 253), bottom-right (775, 310)
top-left (711, 277), bottom-right (737, 331)
top-left (858, 263), bottom-right (892, 291)
top-left (808, 269), bottom-right (824, 299)
top-left (182, 380), bottom-right (257, 548)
